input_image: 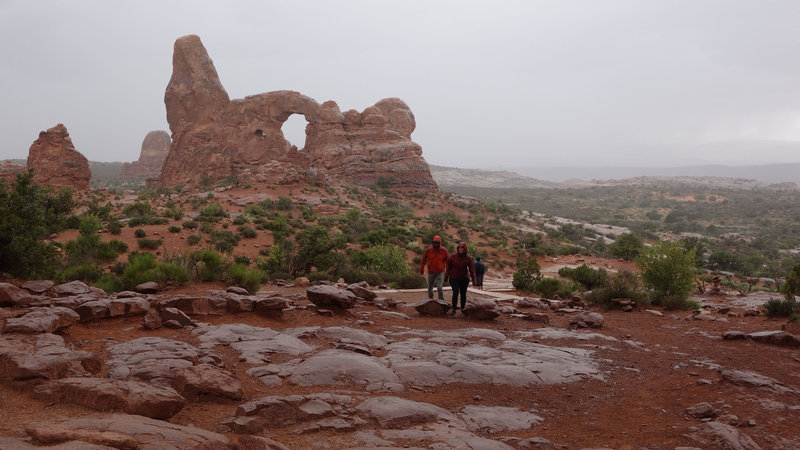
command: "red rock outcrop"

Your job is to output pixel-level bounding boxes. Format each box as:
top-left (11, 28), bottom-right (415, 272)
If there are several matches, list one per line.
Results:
top-left (0, 160), bottom-right (27, 188)
top-left (120, 130), bottom-right (171, 178)
top-left (158, 35), bottom-right (436, 190)
top-left (27, 124), bottom-right (91, 191)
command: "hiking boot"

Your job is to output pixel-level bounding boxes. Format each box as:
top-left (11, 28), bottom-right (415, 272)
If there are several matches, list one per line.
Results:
top-left (449, 309), bottom-right (456, 316)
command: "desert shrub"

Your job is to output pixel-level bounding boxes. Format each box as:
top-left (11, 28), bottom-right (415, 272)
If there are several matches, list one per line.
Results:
top-left (238, 225), bottom-right (257, 239)
top-left (586, 270), bottom-right (645, 309)
top-left (397, 273), bottom-right (427, 289)
top-left (196, 203), bottom-right (228, 222)
top-left (228, 263), bottom-right (263, 293)
top-left (122, 202), bottom-right (153, 225)
top-left (257, 239), bottom-right (296, 275)
top-left (558, 264), bottom-right (609, 290)
top-left (234, 255), bottom-right (251, 265)
top-left (107, 221), bottom-right (122, 235)
top-left (780, 263), bottom-right (800, 300)
top-left (79, 215), bottom-right (101, 236)
top-left (187, 234), bottom-right (201, 245)
top-left (351, 244), bottom-right (409, 276)
top-left (137, 238), bottom-right (162, 250)
top-left (764, 298), bottom-right (799, 318)
top-left (95, 273), bottom-right (123, 293)
top-left (182, 221), bottom-right (198, 230)
top-left (134, 228), bottom-right (147, 238)
top-left (296, 225), bottom-right (346, 274)
top-left (193, 250), bottom-right (226, 282)
top-left (150, 217), bottom-right (169, 225)
top-left (609, 233), bottom-right (643, 261)
top-left (512, 255), bottom-right (542, 292)
top-left (637, 240), bottom-right (696, 307)
top-left (0, 170), bottom-right (74, 279)
top-left (60, 263), bottom-right (102, 283)
top-left (307, 270), bottom-right (336, 282)
top-left (533, 277), bottom-right (572, 299)
top-left (275, 196), bottom-right (293, 210)
top-left (168, 225), bottom-right (181, 233)
top-left (233, 216), bottom-right (247, 225)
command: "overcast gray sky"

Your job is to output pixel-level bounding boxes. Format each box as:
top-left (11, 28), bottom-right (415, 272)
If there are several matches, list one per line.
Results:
top-left (3, 0), bottom-right (800, 169)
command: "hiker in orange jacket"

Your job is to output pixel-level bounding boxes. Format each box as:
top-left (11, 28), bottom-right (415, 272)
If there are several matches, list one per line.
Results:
top-left (420, 235), bottom-right (449, 300)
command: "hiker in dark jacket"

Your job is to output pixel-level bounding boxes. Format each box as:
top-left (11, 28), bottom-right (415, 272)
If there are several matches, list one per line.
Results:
top-left (474, 256), bottom-right (486, 290)
top-left (445, 242), bottom-right (476, 315)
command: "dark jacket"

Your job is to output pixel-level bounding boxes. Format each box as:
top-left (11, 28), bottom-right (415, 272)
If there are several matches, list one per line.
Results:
top-left (446, 252), bottom-right (476, 284)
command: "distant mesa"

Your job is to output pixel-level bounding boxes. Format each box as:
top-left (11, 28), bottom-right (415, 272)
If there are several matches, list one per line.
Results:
top-left (26, 124), bottom-right (91, 191)
top-left (158, 34), bottom-right (437, 190)
top-left (120, 130), bottom-right (171, 179)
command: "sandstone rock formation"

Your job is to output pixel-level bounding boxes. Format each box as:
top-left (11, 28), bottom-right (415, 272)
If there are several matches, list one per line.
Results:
top-left (119, 130), bottom-right (170, 178)
top-left (158, 34), bottom-right (437, 189)
top-left (26, 124), bottom-right (91, 190)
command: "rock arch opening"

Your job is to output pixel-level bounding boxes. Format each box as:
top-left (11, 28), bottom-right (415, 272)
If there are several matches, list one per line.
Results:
top-left (281, 114), bottom-right (309, 151)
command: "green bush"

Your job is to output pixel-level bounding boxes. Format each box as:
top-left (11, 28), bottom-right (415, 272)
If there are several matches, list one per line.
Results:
top-left (107, 221), bottom-right (122, 235)
top-left (182, 221), bottom-right (198, 230)
top-left (586, 270), bottom-right (644, 309)
top-left (228, 263), bottom-right (264, 293)
top-left (187, 234), bottom-right (201, 245)
top-left (351, 244), bottom-right (409, 276)
top-left (397, 273), bottom-right (427, 289)
top-left (168, 225), bottom-right (182, 233)
top-left (307, 271), bottom-right (336, 282)
top-left (0, 170), bottom-right (74, 279)
top-left (764, 298), bottom-right (799, 318)
top-left (193, 250), bottom-right (226, 282)
top-left (558, 264), bottom-right (609, 290)
top-left (512, 256), bottom-right (542, 292)
top-left (637, 240), bottom-right (696, 306)
top-left (233, 216), bottom-right (247, 225)
top-left (234, 255), bottom-right (251, 265)
top-left (238, 225), bottom-right (257, 239)
top-left (609, 233), bottom-right (643, 261)
top-left (534, 277), bottom-right (566, 299)
top-left (134, 228), bottom-right (147, 238)
top-left (137, 238), bottom-right (162, 250)
top-left (60, 263), bottom-right (102, 283)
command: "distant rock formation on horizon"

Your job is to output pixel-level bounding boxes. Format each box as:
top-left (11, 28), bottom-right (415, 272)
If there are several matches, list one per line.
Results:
top-left (120, 130), bottom-right (171, 179)
top-left (26, 124), bottom-right (91, 191)
top-left (158, 34), bottom-right (436, 190)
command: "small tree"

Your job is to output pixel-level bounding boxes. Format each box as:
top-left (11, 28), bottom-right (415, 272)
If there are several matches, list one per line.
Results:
top-left (636, 240), bottom-right (696, 309)
top-left (609, 233), bottom-right (643, 261)
top-left (512, 255), bottom-right (542, 292)
top-left (780, 263), bottom-right (800, 301)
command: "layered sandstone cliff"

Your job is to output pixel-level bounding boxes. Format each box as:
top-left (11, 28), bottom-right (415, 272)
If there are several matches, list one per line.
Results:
top-left (120, 130), bottom-right (171, 179)
top-left (26, 124), bottom-right (91, 191)
top-left (158, 35), bottom-right (436, 190)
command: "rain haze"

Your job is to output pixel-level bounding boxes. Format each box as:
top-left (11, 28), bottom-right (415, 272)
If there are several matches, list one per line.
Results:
top-left (2, 0), bottom-right (800, 174)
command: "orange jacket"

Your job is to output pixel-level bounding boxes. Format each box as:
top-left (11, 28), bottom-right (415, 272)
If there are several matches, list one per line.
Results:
top-left (421, 246), bottom-right (449, 274)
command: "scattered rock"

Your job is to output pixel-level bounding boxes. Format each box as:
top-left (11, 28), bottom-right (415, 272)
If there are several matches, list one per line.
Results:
top-left (306, 285), bottom-right (358, 309)
top-left (747, 330), bottom-right (800, 348)
top-left (569, 311), bottom-right (604, 329)
top-left (0, 282), bottom-right (34, 306)
top-left (2, 307), bottom-right (80, 334)
top-left (722, 331), bottom-right (747, 340)
top-left (134, 281), bottom-right (159, 294)
top-left (463, 298), bottom-right (500, 320)
top-left (685, 402), bottom-right (717, 419)
top-left (413, 298), bottom-right (451, 316)
top-left (173, 363), bottom-right (243, 400)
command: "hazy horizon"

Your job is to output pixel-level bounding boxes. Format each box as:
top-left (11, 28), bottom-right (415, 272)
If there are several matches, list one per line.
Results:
top-left (3, 1), bottom-right (800, 168)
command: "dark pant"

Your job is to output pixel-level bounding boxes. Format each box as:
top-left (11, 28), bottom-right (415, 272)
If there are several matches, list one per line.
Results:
top-left (450, 278), bottom-right (469, 311)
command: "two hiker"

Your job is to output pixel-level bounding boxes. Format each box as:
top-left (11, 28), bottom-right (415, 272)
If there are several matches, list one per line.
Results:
top-left (420, 237), bottom-right (479, 315)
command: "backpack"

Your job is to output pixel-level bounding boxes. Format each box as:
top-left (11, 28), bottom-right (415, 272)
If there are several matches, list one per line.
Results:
top-left (475, 260), bottom-right (486, 275)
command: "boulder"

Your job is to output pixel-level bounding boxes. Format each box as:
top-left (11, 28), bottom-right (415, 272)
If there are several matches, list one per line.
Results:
top-left (747, 330), bottom-right (800, 347)
top-left (32, 377), bottom-right (186, 419)
top-left (569, 311), bottom-right (604, 329)
top-left (0, 333), bottom-right (101, 381)
top-left (722, 331), bottom-right (747, 340)
top-left (26, 124), bottom-right (91, 190)
top-left (159, 307), bottom-right (197, 326)
top-left (515, 297), bottom-right (551, 310)
top-left (52, 280), bottom-right (101, 297)
top-left (162, 296), bottom-right (227, 315)
top-left (134, 281), bottom-right (159, 294)
top-left (346, 282), bottom-right (377, 301)
top-left (355, 396), bottom-right (460, 428)
top-left (464, 298), bottom-right (500, 320)
top-left (685, 402), bottom-right (717, 419)
top-left (0, 282), bottom-right (34, 306)
top-left (24, 413), bottom-right (231, 449)
top-left (306, 285), bottom-right (358, 309)
top-left (414, 298), bottom-right (451, 316)
top-left (173, 363), bottom-right (243, 400)
top-left (75, 301), bottom-right (109, 322)
top-left (2, 307), bottom-right (80, 333)
top-left (253, 296), bottom-right (290, 318)
top-left (21, 279), bottom-right (55, 294)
